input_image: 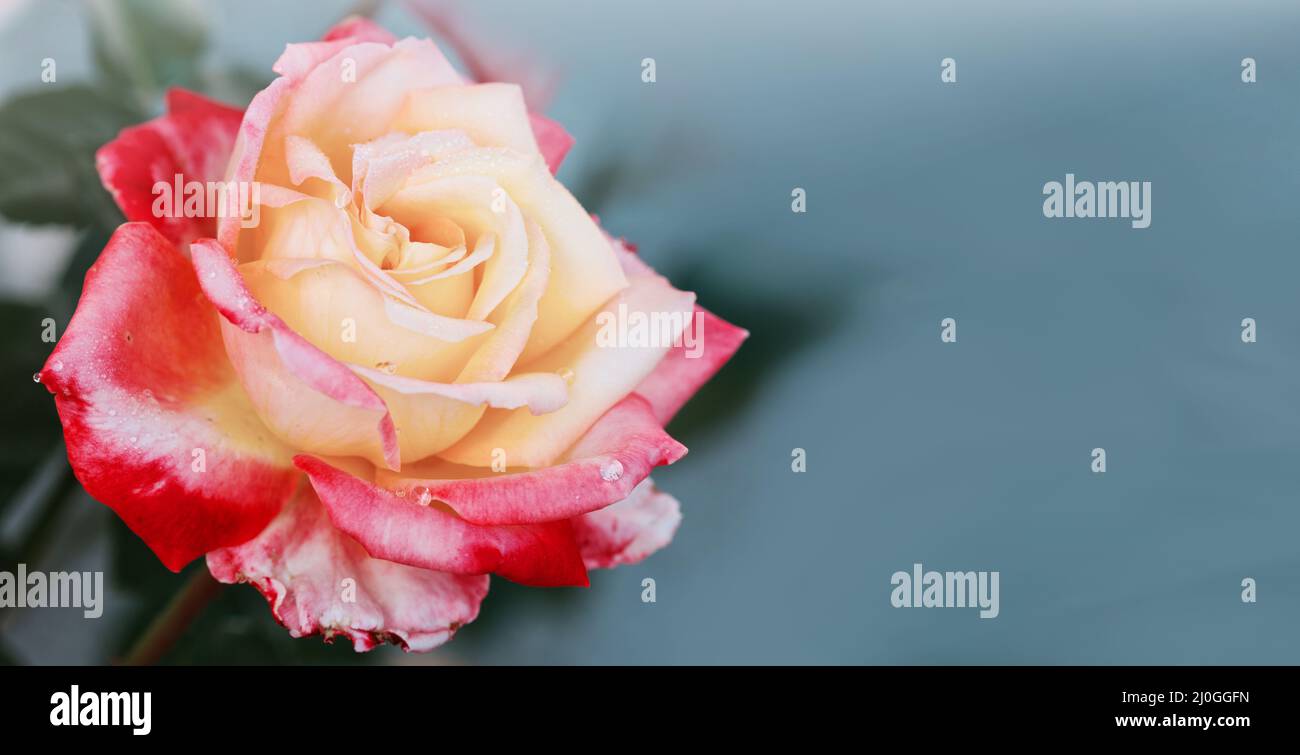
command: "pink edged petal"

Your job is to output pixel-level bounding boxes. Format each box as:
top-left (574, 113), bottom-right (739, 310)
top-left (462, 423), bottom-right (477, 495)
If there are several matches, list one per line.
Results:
top-left (634, 306), bottom-right (748, 425)
top-left (529, 112), bottom-right (574, 175)
top-left (574, 479), bottom-right (682, 570)
top-left (438, 235), bottom-right (693, 469)
top-left (321, 15), bottom-right (399, 45)
top-left (96, 88), bottom-right (244, 246)
top-left (207, 482), bottom-right (488, 652)
top-left (296, 455), bottom-right (589, 588)
top-left (218, 77), bottom-right (294, 252)
top-left (191, 239), bottom-right (401, 470)
top-left (381, 2), bottom-right (571, 173)
top-left (379, 395), bottom-right (685, 526)
top-left (39, 223), bottom-right (297, 571)
top-left (612, 236), bottom-right (747, 424)
top-left (406, 0), bottom-right (557, 110)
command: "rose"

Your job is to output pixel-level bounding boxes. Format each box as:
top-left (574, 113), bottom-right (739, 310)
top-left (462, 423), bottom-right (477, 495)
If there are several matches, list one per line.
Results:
top-left (39, 17), bottom-right (745, 651)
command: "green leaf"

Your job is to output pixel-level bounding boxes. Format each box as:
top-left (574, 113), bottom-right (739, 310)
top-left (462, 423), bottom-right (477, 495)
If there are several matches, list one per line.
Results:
top-left (86, 0), bottom-right (209, 105)
top-left (0, 85), bottom-right (138, 228)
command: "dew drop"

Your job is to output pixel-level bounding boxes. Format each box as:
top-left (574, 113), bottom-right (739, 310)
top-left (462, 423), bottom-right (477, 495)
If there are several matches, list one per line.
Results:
top-left (600, 460), bottom-right (624, 482)
top-left (32, 372), bottom-right (41, 383)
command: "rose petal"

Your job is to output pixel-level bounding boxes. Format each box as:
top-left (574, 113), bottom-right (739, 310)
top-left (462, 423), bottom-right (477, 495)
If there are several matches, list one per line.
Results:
top-left (439, 240), bottom-right (694, 468)
top-left (378, 395), bottom-right (684, 526)
top-left (218, 77), bottom-right (294, 252)
top-left (611, 237), bottom-right (747, 422)
top-left (321, 15), bottom-right (399, 46)
top-left (391, 83), bottom-right (540, 159)
top-left (376, 171), bottom-right (529, 321)
top-left (164, 88), bottom-right (241, 116)
top-left (405, 0), bottom-right (557, 111)
top-left (279, 38), bottom-right (463, 182)
top-left (283, 134), bottom-right (351, 202)
top-left (387, 147), bottom-right (628, 363)
top-left (296, 455), bottom-right (589, 587)
top-left (96, 88), bottom-right (243, 246)
top-left (191, 239), bottom-right (401, 470)
top-left (39, 223), bottom-right (297, 571)
top-left (207, 482), bottom-right (488, 652)
top-left (574, 479), bottom-right (682, 569)
top-left (529, 112), bottom-right (574, 175)
top-left (351, 367), bottom-right (567, 460)
top-left (457, 218), bottom-right (551, 382)
top-left (634, 307), bottom-right (748, 425)
top-left (238, 257), bottom-right (488, 383)
top-left (218, 32), bottom-right (463, 252)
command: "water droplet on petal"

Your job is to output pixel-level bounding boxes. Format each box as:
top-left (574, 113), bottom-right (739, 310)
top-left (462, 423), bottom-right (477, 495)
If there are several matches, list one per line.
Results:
top-left (32, 372), bottom-right (41, 383)
top-left (600, 460), bottom-right (624, 482)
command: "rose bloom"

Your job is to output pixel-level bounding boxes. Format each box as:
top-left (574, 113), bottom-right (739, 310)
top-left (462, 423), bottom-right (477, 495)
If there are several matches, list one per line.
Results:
top-left (38, 18), bottom-right (745, 651)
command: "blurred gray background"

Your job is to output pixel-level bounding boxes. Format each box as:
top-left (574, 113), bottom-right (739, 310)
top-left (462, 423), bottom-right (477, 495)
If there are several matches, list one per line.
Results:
top-left (0, 0), bottom-right (1297, 664)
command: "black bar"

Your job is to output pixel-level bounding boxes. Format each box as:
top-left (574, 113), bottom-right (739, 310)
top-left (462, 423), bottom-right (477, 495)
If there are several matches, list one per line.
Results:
top-left (0, 666), bottom-right (1286, 740)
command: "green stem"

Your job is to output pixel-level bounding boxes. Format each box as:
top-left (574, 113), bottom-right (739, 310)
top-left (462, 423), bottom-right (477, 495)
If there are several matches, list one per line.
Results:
top-left (120, 568), bottom-right (224, 666)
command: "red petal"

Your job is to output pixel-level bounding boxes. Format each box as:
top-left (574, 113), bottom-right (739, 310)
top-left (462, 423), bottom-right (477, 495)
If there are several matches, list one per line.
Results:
top-left (39, 223), bottom-right (297, 571)
top-left (95, 88), bottom-right (244, 246)
top-left (165, 88), bottom-right (241, 116)
top-left (382, 395), bottom-right (684, 525)
top-left (296, 455), bottom-right (589, 587)
top-left (529, 112), bottom-right (574, 174)
top-left (633, 306), bottom-right (748, 425)
top-left (321, 15), bottom-right (399, 45)
top-left (208, 482), bottom-right (488, 652)
top-left (574, 480), bottom-right (682, 569)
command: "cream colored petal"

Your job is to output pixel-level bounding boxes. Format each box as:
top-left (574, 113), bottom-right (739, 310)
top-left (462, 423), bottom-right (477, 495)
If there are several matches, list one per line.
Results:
top-left (438, 254), bottom-right (694, 469)
top-left (240, 191), bottom-right (357, 265)
top-left (240, 259), bottom-right (488, 383)
top-left (391, 83), bottom-right (540, 157)
top-left (390, 147), bottom-right (625, 360)
top-left (281, 39), bottom-right (464, 182)
top-left (284, 134), bottom-right (351, 205)
top-left (380, 175), bottom-right (528, 322)
top-left (352, 366), bottom-right (568, 462)
top-left (457, 219), bottom-right (551, 383)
